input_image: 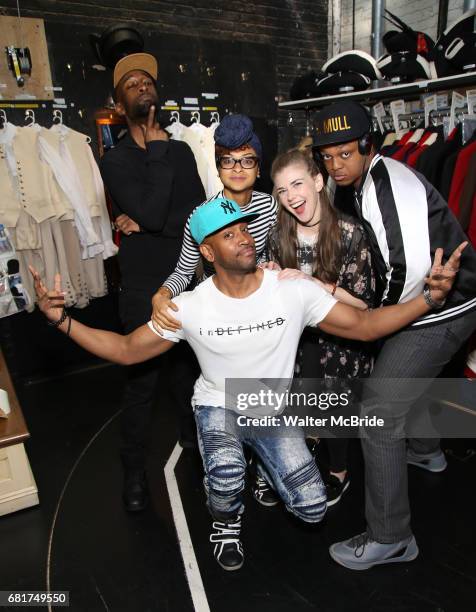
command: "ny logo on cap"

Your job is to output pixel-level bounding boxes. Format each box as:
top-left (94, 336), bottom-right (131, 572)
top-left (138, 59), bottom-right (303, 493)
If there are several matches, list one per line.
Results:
top-left (221, 200), bottom-right (236, 214)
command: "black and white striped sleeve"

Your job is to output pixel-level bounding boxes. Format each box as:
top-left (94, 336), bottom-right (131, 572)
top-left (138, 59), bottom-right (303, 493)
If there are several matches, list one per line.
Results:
top-left (363, 157), bottom-right (432, 305)
top-left (162, 213), bottom-right (200, 297)
top-left (247, 193), bottom-right (277, 264)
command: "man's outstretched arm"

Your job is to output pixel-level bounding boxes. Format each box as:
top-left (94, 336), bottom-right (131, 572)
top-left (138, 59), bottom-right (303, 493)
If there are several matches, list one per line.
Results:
top-left (318, 243), bottom-right (466, 342)
top-left (30, 267), bottom-right (175, 366)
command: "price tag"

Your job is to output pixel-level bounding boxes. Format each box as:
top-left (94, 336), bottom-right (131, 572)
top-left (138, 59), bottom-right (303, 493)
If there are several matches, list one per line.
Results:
top-left (390, 99), bottom-right (405, 137)
top-left (373, 102), bottom-right (385, 134)
top-left (449, 91), bottom-right (466, 133)
top-left (424, 94), bottom-right (437, 127)
top-left (437, 94), bottom-right (448, 109)
top-left (467, 89), bottom-right (476, 115)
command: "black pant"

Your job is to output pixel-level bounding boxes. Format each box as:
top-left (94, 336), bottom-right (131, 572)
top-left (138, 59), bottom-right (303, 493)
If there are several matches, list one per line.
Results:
top-left (119, 286), bottom-right (199, 470)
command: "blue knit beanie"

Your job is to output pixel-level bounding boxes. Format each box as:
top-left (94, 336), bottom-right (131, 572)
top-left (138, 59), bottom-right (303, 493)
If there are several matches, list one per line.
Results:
top-left (214, 114), bottom-right (262, 160)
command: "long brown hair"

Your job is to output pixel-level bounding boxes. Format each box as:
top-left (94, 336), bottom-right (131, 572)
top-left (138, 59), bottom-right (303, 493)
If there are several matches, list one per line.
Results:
top-left (270, 149), bottom-right (342, 283)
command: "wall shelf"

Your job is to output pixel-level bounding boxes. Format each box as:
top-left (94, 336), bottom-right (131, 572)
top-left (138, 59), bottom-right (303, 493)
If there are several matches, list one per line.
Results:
top-left (279, 71), bottom-right (476, 110)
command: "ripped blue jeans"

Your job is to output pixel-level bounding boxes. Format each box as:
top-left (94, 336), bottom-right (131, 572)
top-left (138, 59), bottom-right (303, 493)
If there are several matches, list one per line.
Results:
top-left (194, 405), bottom-right (327, 523)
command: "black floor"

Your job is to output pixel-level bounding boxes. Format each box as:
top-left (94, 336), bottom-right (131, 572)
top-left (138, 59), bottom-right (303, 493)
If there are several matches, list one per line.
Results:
top-left (2, 364), bottom-right (476, 612)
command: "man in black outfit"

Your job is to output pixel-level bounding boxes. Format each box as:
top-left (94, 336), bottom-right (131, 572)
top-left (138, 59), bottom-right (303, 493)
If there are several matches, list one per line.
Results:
top-left (100, 53), bottom-right (205, 512)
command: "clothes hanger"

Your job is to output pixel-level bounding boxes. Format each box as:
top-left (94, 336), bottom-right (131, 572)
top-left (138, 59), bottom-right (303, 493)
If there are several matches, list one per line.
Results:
top-left (24, 109), bottom-right (36, 126)
top-left (190, 110), bottom-right (201, 125)
top-left (52, 109), bottom-right (63, 124)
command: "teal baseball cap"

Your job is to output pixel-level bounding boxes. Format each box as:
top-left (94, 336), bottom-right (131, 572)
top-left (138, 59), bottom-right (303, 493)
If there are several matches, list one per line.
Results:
top-left (189, 197), bottom-right (259, 244)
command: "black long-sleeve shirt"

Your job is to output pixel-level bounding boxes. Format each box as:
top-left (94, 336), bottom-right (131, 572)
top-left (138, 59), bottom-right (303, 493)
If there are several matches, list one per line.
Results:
top-left (100, 134), bottom-right (205, 291)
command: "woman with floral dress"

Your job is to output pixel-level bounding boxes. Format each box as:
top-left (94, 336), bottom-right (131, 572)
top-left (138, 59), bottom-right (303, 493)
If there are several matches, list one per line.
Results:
top-left (266, 149), bottom-right (376, 505)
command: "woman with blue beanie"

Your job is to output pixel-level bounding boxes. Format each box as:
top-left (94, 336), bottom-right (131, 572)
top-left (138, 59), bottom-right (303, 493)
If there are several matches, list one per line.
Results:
top-left (151, 114), bottom-right (277, 329)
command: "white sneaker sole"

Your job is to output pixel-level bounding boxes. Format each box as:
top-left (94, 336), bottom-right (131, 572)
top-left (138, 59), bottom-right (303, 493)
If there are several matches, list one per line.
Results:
top-left (216, 558), bottom-right (244, 571)
top-left (407, 454), bottom-right (448, 473)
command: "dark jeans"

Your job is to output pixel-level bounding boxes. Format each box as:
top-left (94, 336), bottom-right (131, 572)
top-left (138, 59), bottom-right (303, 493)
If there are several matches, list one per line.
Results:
top-left (119, 286), bottom-right (199, 470)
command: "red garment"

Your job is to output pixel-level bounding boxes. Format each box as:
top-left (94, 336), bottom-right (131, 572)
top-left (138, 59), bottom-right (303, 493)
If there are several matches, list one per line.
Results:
top-left (390, 130), bottom-right (416, 160)
top-left (392, 142), bottom-right (417, 161)
top-left (448, 141), bottom-right (476, 217)
top-left (406, 132), bottom-right (435, 167)
top-left (467, 190), bottom-right (476, 249)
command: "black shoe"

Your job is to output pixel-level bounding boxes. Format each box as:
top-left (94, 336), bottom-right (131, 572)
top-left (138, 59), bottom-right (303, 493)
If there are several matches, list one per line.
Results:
top-left (210, 516), bottom-right (244, 571)
top-left (123, 470), bottom-right (149, 512)
top-left (305, 437), bottom-right (320, 457)
top-left (325, 473), bottom-right (350, 507)
top-left (252, 474), bottom-right (279, 507)
top-left (178, 434), bottom-right (198, 450)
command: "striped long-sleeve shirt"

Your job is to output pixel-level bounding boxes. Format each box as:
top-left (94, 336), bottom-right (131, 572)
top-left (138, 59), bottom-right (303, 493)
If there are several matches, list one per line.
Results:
top-left (164, 190), bottom-right (277, 297)
top-left (356, 154), bottom-right (476, 328)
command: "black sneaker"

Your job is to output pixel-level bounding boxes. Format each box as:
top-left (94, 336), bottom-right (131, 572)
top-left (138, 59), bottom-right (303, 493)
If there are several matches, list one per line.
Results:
top-left (210, 516), bottom-right (244, 571)
top-left (305, 437), bottom-right (320, 456)
top-left (326, 473), bottom-right (350, 507)
top-left (252, 474), bottom-right (279, 507)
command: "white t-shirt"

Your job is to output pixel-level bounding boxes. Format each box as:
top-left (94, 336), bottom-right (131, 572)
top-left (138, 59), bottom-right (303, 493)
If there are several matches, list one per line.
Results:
top-left (148, 270), bottom-right (336, 408)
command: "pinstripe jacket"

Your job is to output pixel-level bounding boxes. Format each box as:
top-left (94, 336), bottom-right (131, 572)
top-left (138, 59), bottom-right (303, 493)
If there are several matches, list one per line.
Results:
top-left (355, 154), bottom-right (476, 328)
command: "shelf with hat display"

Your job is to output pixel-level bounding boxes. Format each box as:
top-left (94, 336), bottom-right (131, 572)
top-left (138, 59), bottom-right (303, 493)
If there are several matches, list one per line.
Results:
top-left (282, 9), bottom-right (476, 111)
top-left (281, 71), bottom-right (476, 111)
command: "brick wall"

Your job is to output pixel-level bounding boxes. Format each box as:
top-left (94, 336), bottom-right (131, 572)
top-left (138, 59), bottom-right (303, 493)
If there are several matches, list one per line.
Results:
top-left (340, 0), bottom-right (465, 53)
top-left (0, 0), bottom-right (329, 146)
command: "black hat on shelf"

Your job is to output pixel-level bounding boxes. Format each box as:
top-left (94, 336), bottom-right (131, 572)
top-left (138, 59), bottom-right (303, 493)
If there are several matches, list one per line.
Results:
top-left (383, 10), bottom-right (435, 60)
top-left (289, 70), bottom-right (324, 100)
top-left (430, 10), bottom-right (476, 77)
top-left (377, 51), bottom-right (435, 83)
top-left (444, 32), bottom-right (476, 72)
top-left (314, 71), bottom-right (371, 96)
top-left (321, 50), bottom-right (382, 80)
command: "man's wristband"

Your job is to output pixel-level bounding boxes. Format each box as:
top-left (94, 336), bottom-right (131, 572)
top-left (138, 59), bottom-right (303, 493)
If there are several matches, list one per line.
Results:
top-left (47, 307), bottom-right (68, 327)
top-left (423, 285), bottom-right (446, 309)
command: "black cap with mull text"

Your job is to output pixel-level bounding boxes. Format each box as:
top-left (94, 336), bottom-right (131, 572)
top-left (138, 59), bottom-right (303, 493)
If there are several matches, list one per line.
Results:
top-left (313, 101), bottom-right (371, 148)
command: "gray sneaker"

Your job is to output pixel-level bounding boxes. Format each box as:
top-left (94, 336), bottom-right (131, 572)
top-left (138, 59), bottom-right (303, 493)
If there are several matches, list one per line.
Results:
top-left (407, 448), bottom-right (448, 472)
top-left (329, 532), bottom-right (419, 570)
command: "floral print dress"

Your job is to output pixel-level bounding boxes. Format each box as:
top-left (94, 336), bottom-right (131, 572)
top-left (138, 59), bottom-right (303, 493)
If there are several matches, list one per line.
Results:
top-left (267, 214), bottom-right (376, 380)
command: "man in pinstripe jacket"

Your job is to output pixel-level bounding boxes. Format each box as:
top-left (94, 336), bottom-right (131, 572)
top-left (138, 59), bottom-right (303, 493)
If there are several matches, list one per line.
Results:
top-left (313, 100), bottom-right (476, 570)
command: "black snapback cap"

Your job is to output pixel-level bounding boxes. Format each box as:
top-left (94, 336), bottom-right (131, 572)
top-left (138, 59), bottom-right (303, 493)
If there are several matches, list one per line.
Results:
top-left (313, 101), bottom-right (371, 148)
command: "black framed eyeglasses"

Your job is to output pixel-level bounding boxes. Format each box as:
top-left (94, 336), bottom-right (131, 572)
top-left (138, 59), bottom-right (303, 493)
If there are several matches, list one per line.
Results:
top-left (217, 156), bottom-right (259, 170)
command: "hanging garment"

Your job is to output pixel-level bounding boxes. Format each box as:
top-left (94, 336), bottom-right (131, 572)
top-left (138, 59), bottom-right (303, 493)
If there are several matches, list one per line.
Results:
top-left (447, 138), bottom-right (476, 217)
top-left (406, 131), bottom-right (439, 167)
top-left (458, 149), bottom-right (476, 231)
top-left (188, 120), bottom-right (223, 198)
top-left (47, 124), bottom-right (116, 259)
top-left (414, 126), bottom-right (462, 189)
top-left (168, 120), bottom-right (223, 198)
top-left (38, 132), bottom-right (103, 259)
top-left (0, 124), bottom-right (57, 229)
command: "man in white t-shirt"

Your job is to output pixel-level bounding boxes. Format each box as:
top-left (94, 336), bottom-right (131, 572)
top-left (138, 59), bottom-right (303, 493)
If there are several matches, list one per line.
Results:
top-left (30, 197), bottom-right (464, 572)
